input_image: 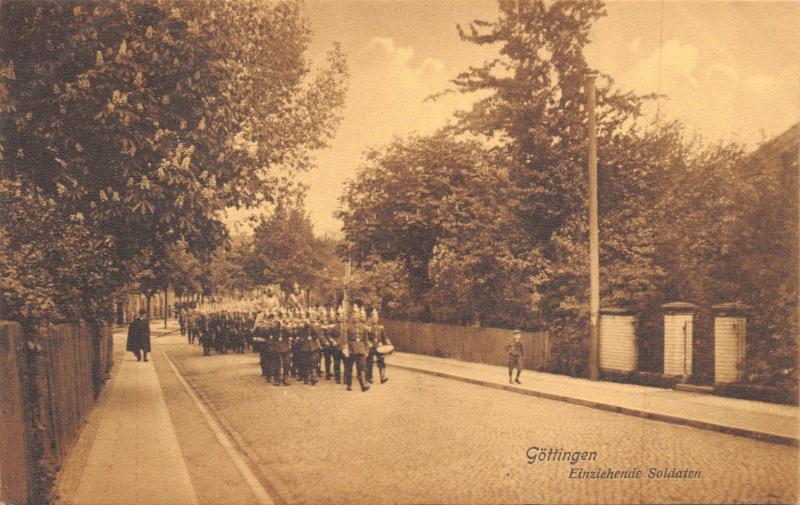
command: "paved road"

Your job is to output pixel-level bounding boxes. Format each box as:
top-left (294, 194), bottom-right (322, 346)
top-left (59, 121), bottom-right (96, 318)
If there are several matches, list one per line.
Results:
top-left (157, 333), bottom-right (798, 505)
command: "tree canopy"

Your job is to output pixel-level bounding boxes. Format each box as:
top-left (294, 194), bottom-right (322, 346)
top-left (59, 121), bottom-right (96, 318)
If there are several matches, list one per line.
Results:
top-left (0, 0), bottom-right (347, 323)
top-left (338, 0), bottom-right (797, 383)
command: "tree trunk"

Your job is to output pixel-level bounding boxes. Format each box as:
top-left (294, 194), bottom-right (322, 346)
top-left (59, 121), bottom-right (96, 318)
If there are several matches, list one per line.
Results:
top-left (164, 284), bottom-right (168, 329)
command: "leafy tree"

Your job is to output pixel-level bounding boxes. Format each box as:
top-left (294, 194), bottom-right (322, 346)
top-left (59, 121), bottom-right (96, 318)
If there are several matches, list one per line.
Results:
top-left (646, 122), bottom-right (798, 384)
top-left (340, 0), bottom-right (797, 386)
top-left (0, 0), bottom-right (346, 322)
top-left (307, 234), bottom-right (347, 306)
top-left (245, 192), bottom-right (328, 294)
top-left (339, 132), bottom-right (545, 326)
top-left (348, 258), bottom-right (416, 316)
top-left (0, 179), bottom-right (115, 324)
top-left (164, 242), bottom-right (204, 299)
top-left (202, 238), bottom-right (252, 297)
top-left (340, 133), bottom-right (483, 306)
top-left (441, 0), bottom-right (663, 373)
top-left (732, 125), bottom-right (798, 386)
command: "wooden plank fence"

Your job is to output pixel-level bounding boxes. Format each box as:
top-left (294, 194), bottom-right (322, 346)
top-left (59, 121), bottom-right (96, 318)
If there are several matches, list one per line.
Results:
top-left (0, 320), bottom-right (113, 505)
top-left (383, 319), bottom-right (550, 370)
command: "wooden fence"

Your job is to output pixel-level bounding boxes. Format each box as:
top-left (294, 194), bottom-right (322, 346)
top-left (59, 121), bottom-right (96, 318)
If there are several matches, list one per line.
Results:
top-left (0, 321), bottom-right (113, 505)
top-left (383, 319), bottom-right (550, 370)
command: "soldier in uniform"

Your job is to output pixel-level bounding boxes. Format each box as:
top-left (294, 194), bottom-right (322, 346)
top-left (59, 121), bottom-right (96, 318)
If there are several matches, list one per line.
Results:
top-left (178, 306), bottom-right (187, 339)
top-left (215, 311), bottom-right (229, 354)
top-left (253, 308), bottom-right (272, 380)
top-left (187, 309), bottom-right (197, 345)
top-left (331, 306), bottom-right (345, 383)
top-left (318, 308), bottom-right (333, 380)
top-left (505, 329), bottom-right (524, 384)
top-left (320, 307), bottom-right (339, 382)
top-left (366, 308), bottom-right (391, 384)
top-left (297, 312), bottom-right (320, 385)
top-left (233, 309), bottom-right (247, 354)
top-left (245, 308), bottom-right (257, 352)
top-left (287, 311), bottom-right (298, 378)
top-left (199, 310), bottom-right (214, 356)
top-left (273, 311), bottom-right (291, 386)
top-left (343, 304), bottom-right (369, 392)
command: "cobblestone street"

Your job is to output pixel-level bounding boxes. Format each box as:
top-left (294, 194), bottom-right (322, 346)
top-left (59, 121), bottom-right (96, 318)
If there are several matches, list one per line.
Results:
top-left (158, 333), bottom-right (798, 505)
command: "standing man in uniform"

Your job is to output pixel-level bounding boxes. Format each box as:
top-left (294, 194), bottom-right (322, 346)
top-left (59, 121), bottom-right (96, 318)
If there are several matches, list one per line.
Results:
top-left (253, 307), bottom-right (272, 381)
top-left (343, 304), bottom-right (369, 392)
top-left (199, 310), bottom-right (213, 356)
top-left (178, 306), bottom-right (187, 339)
top-left (366, 308), bottom-right (391, 384)
top-left (273, 312), bottom-right (291, 386)
top-left (506, 329), bottom-right (524, 384)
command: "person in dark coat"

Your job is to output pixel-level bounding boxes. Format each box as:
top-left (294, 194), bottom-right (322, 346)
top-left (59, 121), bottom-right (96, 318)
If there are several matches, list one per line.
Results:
top-left (127, 309), bottom-right (151, 362)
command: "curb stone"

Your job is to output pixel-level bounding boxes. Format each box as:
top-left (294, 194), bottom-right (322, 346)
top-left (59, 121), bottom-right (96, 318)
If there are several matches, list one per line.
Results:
top-left (392, 363), bottom-right (799, 447)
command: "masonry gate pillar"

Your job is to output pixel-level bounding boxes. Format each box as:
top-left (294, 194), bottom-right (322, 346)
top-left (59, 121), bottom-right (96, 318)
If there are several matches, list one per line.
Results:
top-left (662, 302), bottom-right (698, 381)
top-left (599, 307), bottom-right (637, 373)
top-left (713, 302), bottom-right (749, 384)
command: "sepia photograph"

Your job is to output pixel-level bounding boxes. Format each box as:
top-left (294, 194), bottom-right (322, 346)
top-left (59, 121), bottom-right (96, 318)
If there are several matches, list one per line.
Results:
top-left (0, 1), bottom-right (798, 504)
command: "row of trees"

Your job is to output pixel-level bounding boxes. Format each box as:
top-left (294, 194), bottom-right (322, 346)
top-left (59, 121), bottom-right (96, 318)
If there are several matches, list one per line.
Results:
top-left (1, 0), bottom-right (346, 324)
top-left (161, 188), bottom-right (346, 307)
top-left (337, 0), bottom-right (797, 384)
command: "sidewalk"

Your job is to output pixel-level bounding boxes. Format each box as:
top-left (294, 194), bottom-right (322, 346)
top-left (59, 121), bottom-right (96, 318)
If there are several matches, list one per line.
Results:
top-left (389, 352), bottom-right (800, 446)
top-left (56, 325), bottom-right (198, 505)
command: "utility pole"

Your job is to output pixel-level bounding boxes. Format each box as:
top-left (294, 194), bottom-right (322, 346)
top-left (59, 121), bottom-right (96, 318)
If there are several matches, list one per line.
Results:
top-left (343, 259), bottom-right (351, 344)
top-left (587, 72), bottom-right (600, 381)
top-left (343, 260), bottom-right (351, 313)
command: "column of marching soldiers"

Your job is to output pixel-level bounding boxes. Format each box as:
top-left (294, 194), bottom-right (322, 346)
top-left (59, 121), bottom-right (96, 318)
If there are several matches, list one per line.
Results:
top-left (176, 298), bottom-right (393, 392)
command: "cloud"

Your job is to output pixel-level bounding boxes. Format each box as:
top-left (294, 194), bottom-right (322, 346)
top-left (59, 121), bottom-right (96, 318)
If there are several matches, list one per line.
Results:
top-left (614, 39), bottom-right (798, 147)
top-left (627, 39), bottom-right (700, 94)
top-left (347, 36), bottom-right (481, 140)
top-left (298, 36), bottom-right (487, 235)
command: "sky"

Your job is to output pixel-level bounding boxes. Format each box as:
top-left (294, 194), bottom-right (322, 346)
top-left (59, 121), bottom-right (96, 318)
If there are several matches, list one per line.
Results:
top-left (224, 1), bottom-right (800, 236)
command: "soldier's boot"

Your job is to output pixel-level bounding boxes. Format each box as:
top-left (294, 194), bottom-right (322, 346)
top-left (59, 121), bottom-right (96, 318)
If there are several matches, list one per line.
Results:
top-left (365, 354), bottom-right (373, 383)
top-left (359, 372), bottom-right (369, 392)
top-left (282, 372), bottom-right (289, 386)
top-left (379, 367), bottom-right (388, 384)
